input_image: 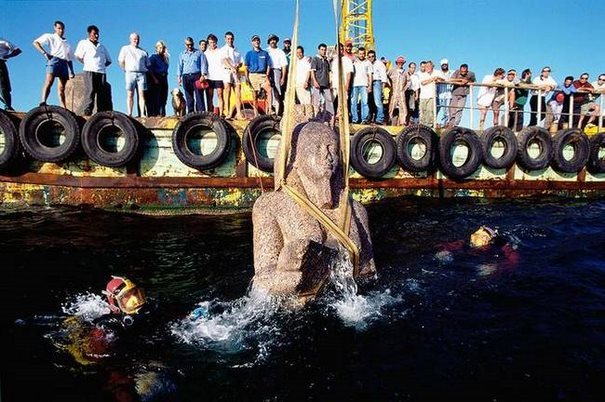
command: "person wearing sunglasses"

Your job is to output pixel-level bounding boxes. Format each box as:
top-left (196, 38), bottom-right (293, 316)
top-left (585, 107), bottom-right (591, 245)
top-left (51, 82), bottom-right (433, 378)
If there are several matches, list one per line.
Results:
top-left (529, 66), bottom-right (557, 127)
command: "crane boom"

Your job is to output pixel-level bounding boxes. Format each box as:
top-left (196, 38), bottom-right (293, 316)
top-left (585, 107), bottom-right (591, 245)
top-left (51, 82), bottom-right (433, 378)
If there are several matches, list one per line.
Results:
top-left (339, 0), bottom-right (375, 51)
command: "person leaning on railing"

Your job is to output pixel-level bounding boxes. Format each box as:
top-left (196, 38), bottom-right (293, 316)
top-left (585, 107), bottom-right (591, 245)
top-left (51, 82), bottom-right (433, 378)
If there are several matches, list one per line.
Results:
top-left (508, 69), bottom-right (532, 132)
top-left (574, 73), bottom-right (598, 128)
top-left (446, 63), bottom-right (476, 128)
top-left (529, 66), bottom-right (557, 127)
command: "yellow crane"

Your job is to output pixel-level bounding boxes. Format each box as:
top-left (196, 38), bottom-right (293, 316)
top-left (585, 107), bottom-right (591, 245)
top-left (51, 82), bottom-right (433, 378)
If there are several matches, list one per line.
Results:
top-left (339, 0), bottom-right (375, 51)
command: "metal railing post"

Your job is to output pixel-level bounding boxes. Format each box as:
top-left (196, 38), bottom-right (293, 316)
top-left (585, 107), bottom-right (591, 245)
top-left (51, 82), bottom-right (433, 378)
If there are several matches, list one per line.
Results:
top-left (569, 93), bottom-right (574, 128)
top-left (599, 94), bottom-right (605, 132)
top-left (469, 85), bottom-right (474, 130)
top-left (504, 86), bottom-right (509, 127)
top-left (433, 83), bottom-right (437, 128)
top-left (537, 89), bottom-right (542, 127)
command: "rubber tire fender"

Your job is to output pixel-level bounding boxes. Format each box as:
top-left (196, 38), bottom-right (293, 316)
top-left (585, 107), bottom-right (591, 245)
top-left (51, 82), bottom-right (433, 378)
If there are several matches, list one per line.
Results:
top-left (481, 125), bottom-right (518, 169)
top-left (516, 126), bottom-right (553, 171)
top-left (439, 127), bottom-right (483, 180)
top-left (588, 132), bottom-right (605, 174)
top-left (242, 115), bottom-right (281, 173)
top-left (350, 127), bottom-right (397, 179)
top-left (18, 105), bottom-right (80, 162)
top-left (551, 128), bottom-right (590, 173)
top-left (395, 124), bottom-right (437, 172)
top-left (0, 109), bottom-right (20, 170)
top-left (172, 112), bottom-right (231, 170)
top-left (81, 111), bottom-right (139, 167)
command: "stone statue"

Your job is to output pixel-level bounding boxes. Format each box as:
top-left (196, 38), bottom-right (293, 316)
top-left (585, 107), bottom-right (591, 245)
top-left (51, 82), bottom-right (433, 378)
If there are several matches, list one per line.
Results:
top-left (252, 121), bottom-right (376, 300)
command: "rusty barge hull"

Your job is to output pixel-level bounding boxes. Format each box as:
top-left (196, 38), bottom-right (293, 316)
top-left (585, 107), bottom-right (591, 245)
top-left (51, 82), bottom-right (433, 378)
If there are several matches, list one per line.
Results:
top-left (1, 116), bottom-right (605, 212)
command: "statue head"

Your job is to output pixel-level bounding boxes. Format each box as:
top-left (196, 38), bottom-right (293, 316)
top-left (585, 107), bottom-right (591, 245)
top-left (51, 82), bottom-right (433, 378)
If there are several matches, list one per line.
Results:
top-left (286, 122), bottom-right (343, 209)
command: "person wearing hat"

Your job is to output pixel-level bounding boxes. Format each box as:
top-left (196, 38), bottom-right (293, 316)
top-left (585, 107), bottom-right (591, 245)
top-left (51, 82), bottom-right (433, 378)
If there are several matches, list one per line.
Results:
top-left (0, 37), bottom-right (22, 111)
top-left (435, 58), bottom-right (452, 128)
top-left (244, 34), bottom-right (273, 116)
top-left (387, 56), bottom-right (408, 125)
top-left (344, 40), bottom-right (355, 61)
top-left (266, 34), bottom-right (288, 116)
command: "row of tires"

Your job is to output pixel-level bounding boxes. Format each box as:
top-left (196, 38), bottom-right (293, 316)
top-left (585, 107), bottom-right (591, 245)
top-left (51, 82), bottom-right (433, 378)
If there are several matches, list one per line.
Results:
top-left (348, 125), bottom-right (605, 180)
top-left (1, 106), bottom-right (604, 180)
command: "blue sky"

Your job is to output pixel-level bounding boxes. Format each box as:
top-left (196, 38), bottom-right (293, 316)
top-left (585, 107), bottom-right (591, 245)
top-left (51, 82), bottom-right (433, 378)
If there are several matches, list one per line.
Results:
top-left (2, 0), bottom-right (605, 125)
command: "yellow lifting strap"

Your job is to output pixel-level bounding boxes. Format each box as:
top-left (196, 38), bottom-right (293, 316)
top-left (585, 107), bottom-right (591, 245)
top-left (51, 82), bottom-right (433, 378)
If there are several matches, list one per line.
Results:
top-left (274, 0), bottom-right (360, 276)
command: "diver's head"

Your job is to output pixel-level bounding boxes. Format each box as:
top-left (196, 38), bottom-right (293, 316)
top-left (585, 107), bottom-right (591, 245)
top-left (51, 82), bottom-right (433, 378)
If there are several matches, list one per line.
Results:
top-left (103, 276), bottom-right (146, 315)
top-left (470, 226), bottom-right (497, 248)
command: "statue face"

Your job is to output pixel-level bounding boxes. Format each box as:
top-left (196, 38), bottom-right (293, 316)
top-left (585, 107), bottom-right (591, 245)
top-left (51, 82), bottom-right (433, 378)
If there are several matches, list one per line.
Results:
top-left (299, 131), bottom-right (339, 180)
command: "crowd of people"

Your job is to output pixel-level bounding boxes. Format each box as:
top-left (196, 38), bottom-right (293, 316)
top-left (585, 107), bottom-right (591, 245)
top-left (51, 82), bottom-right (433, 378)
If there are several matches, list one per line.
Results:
top-left (1, 21), bottom-right (604, 132)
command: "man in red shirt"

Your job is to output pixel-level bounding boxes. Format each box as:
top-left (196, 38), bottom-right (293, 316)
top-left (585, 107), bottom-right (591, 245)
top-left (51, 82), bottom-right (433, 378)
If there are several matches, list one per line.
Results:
top-left (572, 73), bottom-right (597, 128)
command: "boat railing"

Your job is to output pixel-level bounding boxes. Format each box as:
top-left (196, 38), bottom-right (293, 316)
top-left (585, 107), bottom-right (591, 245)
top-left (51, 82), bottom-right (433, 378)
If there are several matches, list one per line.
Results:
top-left (427, 80), bottom-right (605, 133)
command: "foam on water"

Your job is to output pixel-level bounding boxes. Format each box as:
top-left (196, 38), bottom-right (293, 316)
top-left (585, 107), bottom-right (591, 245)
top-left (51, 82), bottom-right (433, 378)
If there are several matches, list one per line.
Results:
top-left (327, 251), bottom-right (401, 330)
top-left (170, 288), bottom-right (288, 361)
top-left (61, 292), bottom-right (111, 322)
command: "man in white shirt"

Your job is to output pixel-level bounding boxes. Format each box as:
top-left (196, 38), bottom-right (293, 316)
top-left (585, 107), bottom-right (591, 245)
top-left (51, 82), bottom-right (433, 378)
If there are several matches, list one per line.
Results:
top-left (436, 58), bottom-right (452, 127)
top-left (367, 50), bottom-right (387, 124)
top-left (33, 20), bottom-right (75, 109)
top-left (331, 43), bottom-right (354, 121)
top-left (0, 37), bottom-right (22, 111)
top-left (591, 74), bottom-right (605, 118)
top-left (351, 47), bottom-right (373, 124)
top-left (294, 46), bottom-right (311, 108)
top-left (419, 60), bottom-right (444, 127)
top-left (406, 62), bottom-right (420, 124)
top-left (220, 31), bottom-right (242, 119)
top-left (266, 34), bottom-right (288, 116)
top-left (529, 66), bottom-right (557, 127)
top-left (204, 34), bottom-right (225, 116)
top-left (74, 25), bottom-right (112, 116)
top-left (118, 32), bottom-right (149, 117)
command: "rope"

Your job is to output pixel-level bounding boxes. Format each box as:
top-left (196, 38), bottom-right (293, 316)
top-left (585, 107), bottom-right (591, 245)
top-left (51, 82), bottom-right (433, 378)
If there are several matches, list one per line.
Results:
top-left (272, 0), bottom-right (361, 289)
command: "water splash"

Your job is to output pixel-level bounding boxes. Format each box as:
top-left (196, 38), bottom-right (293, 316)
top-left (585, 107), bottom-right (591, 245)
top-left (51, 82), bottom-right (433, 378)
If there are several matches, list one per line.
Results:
top-left (328, 250), bottom-right (401, 330)
top-left (170, 288), bottom-right (288, 362)
top-left (61, 292), bottom-right (111, 322)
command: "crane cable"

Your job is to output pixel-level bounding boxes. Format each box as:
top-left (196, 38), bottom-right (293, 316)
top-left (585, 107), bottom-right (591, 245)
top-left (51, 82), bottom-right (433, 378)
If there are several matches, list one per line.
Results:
top-left (274, 0), bottom-right (360, 277)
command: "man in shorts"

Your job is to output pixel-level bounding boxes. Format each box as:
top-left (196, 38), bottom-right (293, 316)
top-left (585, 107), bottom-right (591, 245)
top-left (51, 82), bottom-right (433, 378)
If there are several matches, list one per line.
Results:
top-left (33, 21), bottom-right (75, 108)
top-left (118, 33), bottom-right (149, 116)
top-left (220, 31), bottom-right (242, 119)
top-left (204, 34), bottom-right (225, 115)
top-left (244, 34), bottom-right (272, 117)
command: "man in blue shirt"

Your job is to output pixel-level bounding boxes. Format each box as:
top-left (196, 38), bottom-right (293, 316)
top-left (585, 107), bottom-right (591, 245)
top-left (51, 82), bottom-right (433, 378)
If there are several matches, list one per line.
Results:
top-left (244, 34), bottom-right (272, 116)
top-left (177, 37), bottom-right (208, 113)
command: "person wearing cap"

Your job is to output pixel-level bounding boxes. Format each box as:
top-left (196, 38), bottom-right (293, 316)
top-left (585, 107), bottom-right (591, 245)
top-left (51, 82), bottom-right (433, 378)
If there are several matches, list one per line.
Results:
top-left (74, 25), bottom-right (112, 116)
top-left (447, 63), bottom-right (476, 128)
top-left (435, 58), bottom-right (452, 128)
top-left (220, 31), bottom-right (243, 119)
top-left (419, 61), bottom-right (444, 127)
top-left (367, 50), bottom-right (387, 124)
top-left (529, 66), bottom-right (557, 127)
top-left (387, 56), bottom-right (408, 126)
top-left (310, 43), bottom-right (334, 117)
top-left (33, 20), bottom-right (75, 109)
top-left (117, 32), bottom-right (149, 117)
top-left (244, 34), bottom-right (273, 116)
top-left (266, 34), bottom-right (288, 116)
top-left (435, 226), bottom-right (519, 274)
top-left (344, 40), bottom-right (355, 61)
top-left (176, 36), bottom-right (208, 114)
top-left (0, 37), bottom-right (22, 111)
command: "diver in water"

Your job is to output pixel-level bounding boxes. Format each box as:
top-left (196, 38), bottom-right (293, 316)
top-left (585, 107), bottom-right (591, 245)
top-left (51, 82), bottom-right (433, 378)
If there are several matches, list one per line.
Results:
top-left (435, 226), bottom-right (520, 274)
top-left (56, 276), bottom-right (176, 401)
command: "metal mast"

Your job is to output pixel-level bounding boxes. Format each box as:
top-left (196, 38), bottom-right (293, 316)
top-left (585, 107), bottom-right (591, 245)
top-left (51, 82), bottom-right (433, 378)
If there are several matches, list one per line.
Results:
top-left (339, 0), bottom-right (375, 51)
